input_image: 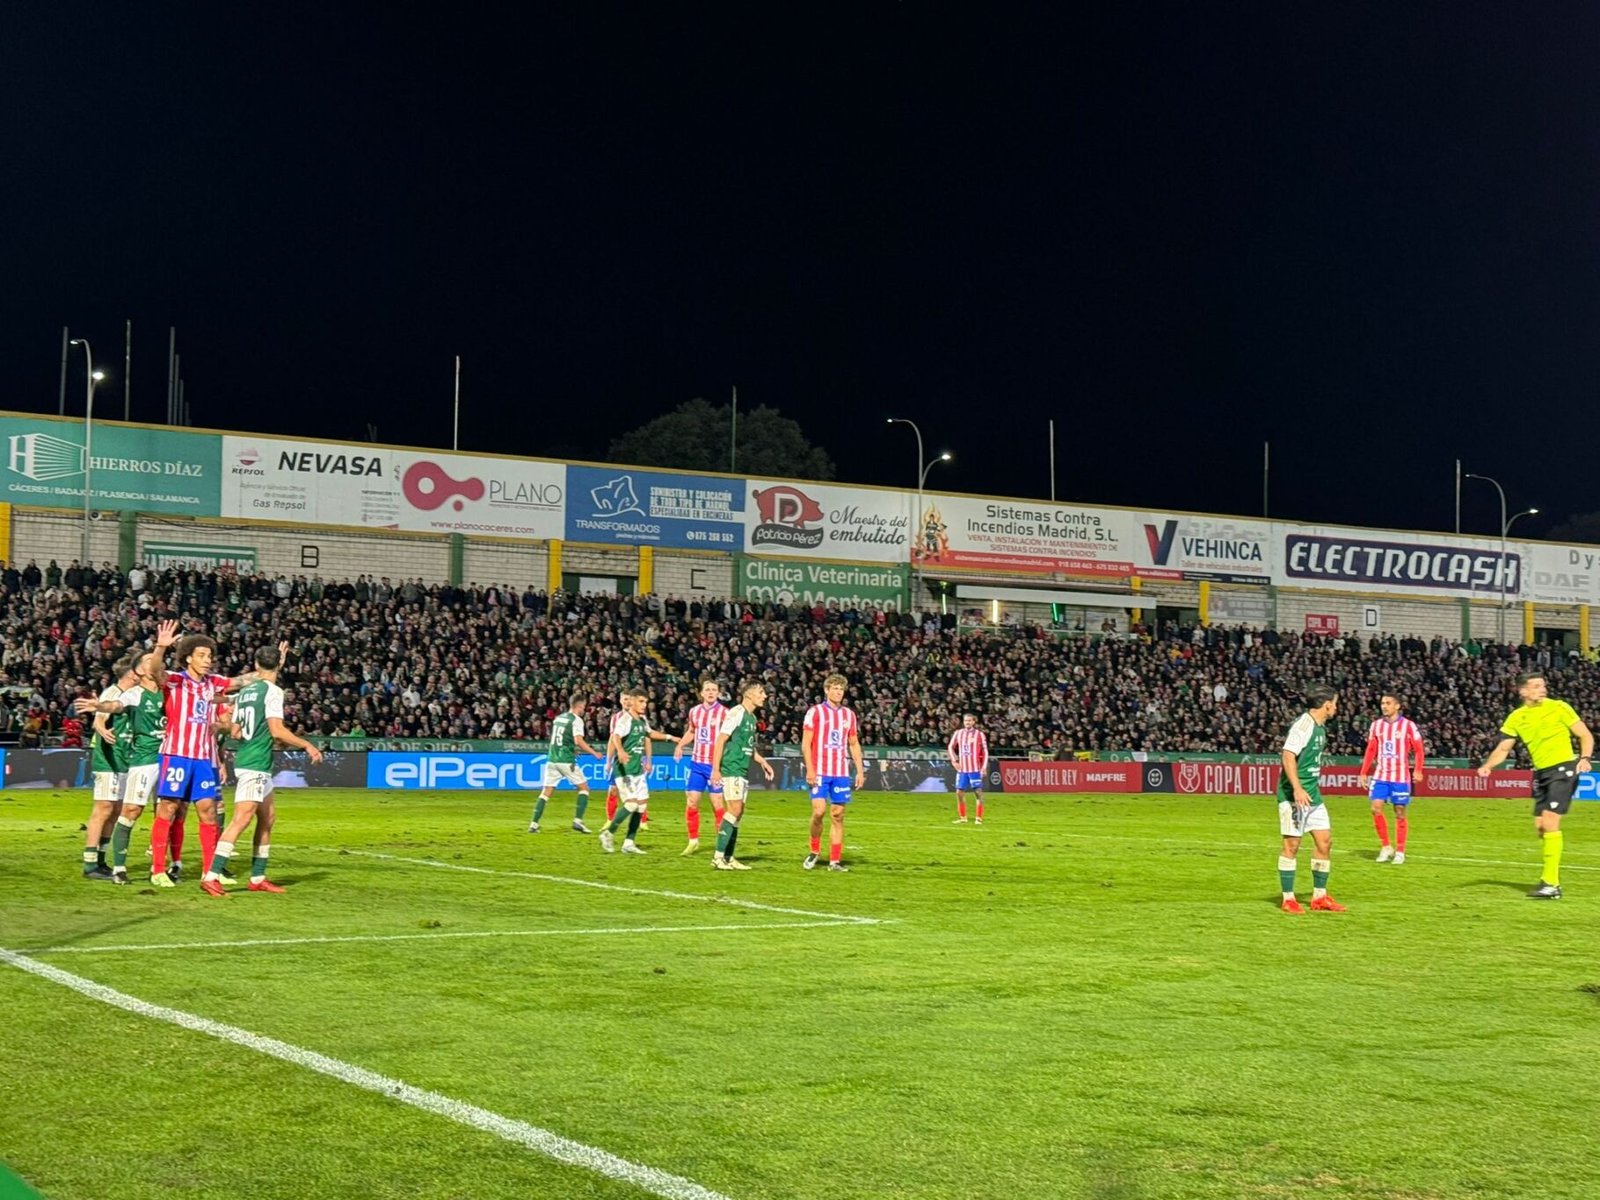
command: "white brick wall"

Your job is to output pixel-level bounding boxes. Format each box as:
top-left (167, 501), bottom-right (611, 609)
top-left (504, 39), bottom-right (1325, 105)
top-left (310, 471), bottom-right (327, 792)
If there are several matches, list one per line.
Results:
top-left (655, 551), bottom-right (732, 598)
top-left (11, 509), bottom-right (122, 568)
top-left (560, 543), bottom-right (637, 586)
top-left (464, 540), bottom-right (547, 590)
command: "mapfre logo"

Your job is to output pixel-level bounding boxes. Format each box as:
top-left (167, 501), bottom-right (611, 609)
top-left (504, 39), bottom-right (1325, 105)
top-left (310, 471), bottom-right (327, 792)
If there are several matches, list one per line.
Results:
top-left (751, 485), bottom-right (825, 549)
top-left (1177, 762), bottom-right (1201, 793)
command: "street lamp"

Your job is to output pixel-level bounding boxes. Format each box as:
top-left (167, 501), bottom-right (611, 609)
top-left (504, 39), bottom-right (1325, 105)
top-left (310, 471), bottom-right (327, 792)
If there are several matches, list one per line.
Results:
top-left (887, 418), bottom-right (952, 611)
top-left (1465, 473), bottom-right (1536, 645)
top-left (69, 339), bottom-right (103, 566)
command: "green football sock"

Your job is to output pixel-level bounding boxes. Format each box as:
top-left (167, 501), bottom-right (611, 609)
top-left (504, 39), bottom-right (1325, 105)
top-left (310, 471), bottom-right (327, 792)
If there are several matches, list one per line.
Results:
top-left (607, 808), bottom-right (630, 834)
top-left (251, 844), bottom-right (271, 880)
top-left (574, 791), bottom-right (589, 819)
top-left (532, 795), bottom-right (548, 823)
top-left (1311, 858), bottom-right (1331, 896)
top-left (1277, 855), bottom-right (1297, 896)
top-left (82, 848), bottom-right (98, 870)
top-left (1543, 830), bottom-right (1563, 887)
top-left (625, 811), bottom-right (642, 840)
top-left (111, 819), bottom-right (133, 869)
top-left (715, 818), bottom-right (736, 856)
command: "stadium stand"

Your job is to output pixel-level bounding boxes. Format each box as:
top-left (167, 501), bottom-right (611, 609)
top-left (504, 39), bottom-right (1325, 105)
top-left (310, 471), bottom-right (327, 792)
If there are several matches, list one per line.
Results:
top-left (2, 561), bottom-right (1597, 759)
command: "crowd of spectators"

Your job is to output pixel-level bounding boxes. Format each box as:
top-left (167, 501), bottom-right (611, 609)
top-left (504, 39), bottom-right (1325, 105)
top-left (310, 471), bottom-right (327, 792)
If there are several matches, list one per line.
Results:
top-left (3, 556), bottom-right (1599, 761)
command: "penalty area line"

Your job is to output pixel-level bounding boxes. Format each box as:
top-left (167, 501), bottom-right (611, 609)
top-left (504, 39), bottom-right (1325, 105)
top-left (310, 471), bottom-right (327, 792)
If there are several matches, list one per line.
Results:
top-left (0, 947), bottom-right (735, 1200)
top-left (20, 919), bottom-right (858, 956)
top-left (312, 848), bottom-right (890, 925)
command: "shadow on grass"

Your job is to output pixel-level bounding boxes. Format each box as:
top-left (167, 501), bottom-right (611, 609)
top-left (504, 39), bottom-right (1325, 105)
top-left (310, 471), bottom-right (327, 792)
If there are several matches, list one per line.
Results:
top-left (1458, 878), bottom-right (1531, 892)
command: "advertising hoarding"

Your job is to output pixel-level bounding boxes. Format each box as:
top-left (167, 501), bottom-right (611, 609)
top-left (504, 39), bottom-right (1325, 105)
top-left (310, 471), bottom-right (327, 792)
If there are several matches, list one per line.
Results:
top-left (565, 466), bottom-right (742, 549)
top-left (0, 415), bottom-right (221, 515)
top-left (737, 557), bottom-right (908, 609)
top-left (744, 480), bottom-right (910, 563)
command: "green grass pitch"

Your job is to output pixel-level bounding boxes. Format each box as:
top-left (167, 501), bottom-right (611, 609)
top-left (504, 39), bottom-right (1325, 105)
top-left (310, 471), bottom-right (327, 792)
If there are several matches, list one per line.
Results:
top-left (3, 786), bottom-right (1600, 1200)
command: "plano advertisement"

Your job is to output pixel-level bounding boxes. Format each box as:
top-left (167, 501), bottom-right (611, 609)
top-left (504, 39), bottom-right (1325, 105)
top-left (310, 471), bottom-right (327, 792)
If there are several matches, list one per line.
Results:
top-left (221, 436), bottom-right (565, 538)
top-left (0, 413), bottom-right (220, 515)
top-left (566, 466), bottom-right (742, 549)
top-left (1276, 524), bottom-right (1522, 599)
top-left (744, 480), bottom-right (910, 563)
top-left (914, 494), bottom-right (1141, 576)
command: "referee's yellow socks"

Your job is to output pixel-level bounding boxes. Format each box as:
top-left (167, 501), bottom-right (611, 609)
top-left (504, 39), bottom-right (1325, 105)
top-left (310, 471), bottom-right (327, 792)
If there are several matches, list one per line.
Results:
top-left (1541, 830), bottom-right (1564, 887)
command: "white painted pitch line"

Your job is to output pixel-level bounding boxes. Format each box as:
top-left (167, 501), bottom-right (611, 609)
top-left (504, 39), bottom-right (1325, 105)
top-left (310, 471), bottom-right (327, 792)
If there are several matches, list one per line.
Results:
top-left (21, 919), bottom-right (857, 956)
top-left (316, 848), bottom-right (888, 925)
top-left (0, 947), bottom-right (735, 1200)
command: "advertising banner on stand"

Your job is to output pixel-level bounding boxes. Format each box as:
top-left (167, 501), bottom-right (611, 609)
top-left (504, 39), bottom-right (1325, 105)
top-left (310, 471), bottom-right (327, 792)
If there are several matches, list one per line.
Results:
top-left (1275, 523), bottom-right (1524, 601)
top-left (914, 495), bottom-right (1142, 577)
top-left (1528, 543), bottom-right (1600, 606)
top-left (1147, 760), bottom-right (1535, 798)
top-left (565, 466), bottom-right (742, 549)
top-left (996, 761), bottom-right (1143, 793)
top-left (737, 557), bottom-right (909, 610)
top-left (0, 414), bottom-right (221, 515)
top-left (221, 436), bottom-right (565, 538)
top-left (1133, 512), bottom-right (1273, 582)
top-left (744, 481), bottom-right (910, 563)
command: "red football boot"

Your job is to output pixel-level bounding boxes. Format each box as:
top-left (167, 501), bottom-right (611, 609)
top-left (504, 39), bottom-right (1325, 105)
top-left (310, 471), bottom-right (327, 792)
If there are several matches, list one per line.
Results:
top-left (1281, 897), bottom-right (1305, 914)
top-left (1309, 895), bottom-right (1346, 913)
top-left (199, 878), bottom-right (228, 898)
top-left (247, 879), bottom-right (286, 894)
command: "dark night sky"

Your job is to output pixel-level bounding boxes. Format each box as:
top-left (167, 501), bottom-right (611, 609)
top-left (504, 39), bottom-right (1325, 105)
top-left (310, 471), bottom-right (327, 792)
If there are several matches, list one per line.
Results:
top-left (6, 5), bottom-right (1598, 539)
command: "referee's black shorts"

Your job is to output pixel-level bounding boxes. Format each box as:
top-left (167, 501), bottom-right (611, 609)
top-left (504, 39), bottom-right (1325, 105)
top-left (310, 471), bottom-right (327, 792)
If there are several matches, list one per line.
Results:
top-left (1531, 760), bottom-right (1579, 817)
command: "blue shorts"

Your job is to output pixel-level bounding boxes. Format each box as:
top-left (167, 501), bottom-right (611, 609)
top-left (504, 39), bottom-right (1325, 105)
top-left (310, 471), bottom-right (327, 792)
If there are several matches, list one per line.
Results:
top-left (157, 755), bottom-right (219, 803)
top-left (956, 771), bottom-right (984, 791)
top-left (685, 761), bottom-right (724, 795)
top-left (1368, 780), bottom-right (1412, 806)
top-left (811, 775), bottom-right (853, 806)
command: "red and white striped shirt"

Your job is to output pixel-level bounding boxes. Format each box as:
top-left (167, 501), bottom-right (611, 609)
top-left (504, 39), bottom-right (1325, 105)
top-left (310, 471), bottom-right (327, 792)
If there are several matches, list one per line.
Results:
top-left (686, 701), bottom-right (726, 766)
top-left (949, 726), bottom-right (989, 773)
top-left (162, 671), bottom-right (229, 760)
top-left (803, 702), bottom-right (858, 778)
top-left (1360, 715), bottom-right (1425, 783)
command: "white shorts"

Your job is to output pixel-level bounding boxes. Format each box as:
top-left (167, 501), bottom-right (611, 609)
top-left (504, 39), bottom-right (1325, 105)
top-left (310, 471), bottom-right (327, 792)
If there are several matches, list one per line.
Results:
top-left (615, 774), bottom-right (649, 807)
top-left (123, 763), bottom-right (160, 809)
top-left (93, 771), bottom-right (126, 802)
top-left (722, 776), bottom-right (749, 804)
top-left (1278, 801), bottom-right (1331, 837)
top-left (235, 769), bottom-right (275, 805)
top-left (542, 762), bottom-right (588, 790)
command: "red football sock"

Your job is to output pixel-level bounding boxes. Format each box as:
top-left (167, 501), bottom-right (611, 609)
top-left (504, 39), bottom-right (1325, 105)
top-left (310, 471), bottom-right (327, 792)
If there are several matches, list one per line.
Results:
top-left (829, 839), bottom-right (842, 864)
top-left (976, 798), bottom-right (984, 820)
top-left (687, 808), bottom-right (701, 840)
top-left (1373, 811), bottom-right (1389, 847)
top-left (957, 798), bottom-right (967, 819)
top-left (606, 791), bottom-right (618, 821)
top-left (809, 836), bottom-right (822, 855)
top-left (199, 821), bottom-right (220, 876)
top-left (712, 805), bottom-right (726, 827)
top-left (150, 816), bottom-right (172, 874)
top-left (169, 810), bottom-right (187, 864)
top-left (1395, 814), bottom-right (1408, 852)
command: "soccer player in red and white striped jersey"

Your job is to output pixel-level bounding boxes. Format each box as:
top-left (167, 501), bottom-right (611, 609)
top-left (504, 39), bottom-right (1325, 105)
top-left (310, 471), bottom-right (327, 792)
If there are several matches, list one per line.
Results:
top-left (138, 620), bottom-right (260, 887)
top-left (801, 673), bottom-right (864, 871)
top-left (948, 714), bottom-right (989, 824)
top-left (673, 679), bottom-right (727, 854)
top-left (1358, 693), bottom-right (1425, 864)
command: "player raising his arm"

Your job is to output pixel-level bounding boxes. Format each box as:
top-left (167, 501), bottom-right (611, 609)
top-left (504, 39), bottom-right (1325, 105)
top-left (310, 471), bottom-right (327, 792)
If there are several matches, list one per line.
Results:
top-left (709, 681), bottom-right (776, 871)
top-left (140, 620), bottom-right (256, 888)
top-left (1359, 692), bottom-right (1424, 864)
top-left (529, 693), bottom-right (600, 834)
top-left (948, 713), bottom-right (989, 825)
top-left (1478, 670), bottom-right (1594, 900)
top-left (1275, 684), bottom-right (1345, 914)
top-left (202, 643), bottom-right (323, 896)
top-left (78, 657), bottom-right (139, 880)
top-left (674, 678), bottom-right (727, 855)
top-left (802, 673), bottom-right (866, 872)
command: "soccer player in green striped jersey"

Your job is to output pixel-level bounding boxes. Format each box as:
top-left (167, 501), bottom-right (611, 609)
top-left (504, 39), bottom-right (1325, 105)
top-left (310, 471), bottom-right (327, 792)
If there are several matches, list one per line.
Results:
top-left (74, 653), bottom-right (170, 885)
top-left (201, 642), bottom-right (323, 897)
top-left (1275, 684), bottom-right (1345, 914)
top-left (599, 688), bottom-right (654, 855)
top-left (528, 694), bottom-right (601, 834)
top-left (79, 657), bottom-right (139, 880)
top-left (708, 681), bottom-right (776, 871)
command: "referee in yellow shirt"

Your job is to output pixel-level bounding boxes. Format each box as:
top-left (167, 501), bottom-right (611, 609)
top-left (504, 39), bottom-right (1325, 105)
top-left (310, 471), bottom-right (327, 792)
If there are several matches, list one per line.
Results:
top-left (1478, 670), bottom-right (1594, 899)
